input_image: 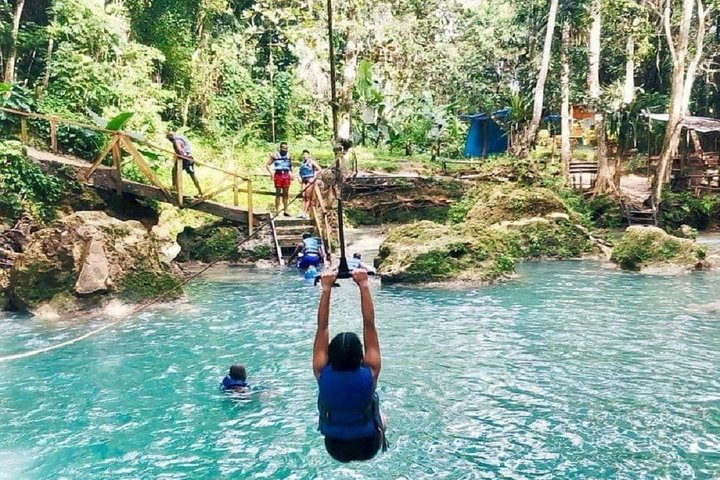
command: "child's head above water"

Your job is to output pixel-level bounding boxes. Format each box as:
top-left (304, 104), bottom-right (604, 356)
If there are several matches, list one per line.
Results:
top-left (229, 364), bottom-right (247, 382)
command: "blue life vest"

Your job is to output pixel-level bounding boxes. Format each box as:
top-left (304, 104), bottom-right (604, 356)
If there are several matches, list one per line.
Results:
top-left (170, 135), bottom-right (191, 155)
top-left (273, 152), bottom-right (292, 172)
top-left (347, 258), bottom-right (362, 270)
top-left (303, 237), bottom-right (320, 255)
top-left (221, 375), bottom-right (249, 391)
top-left (299, 160), bottom-right (315, 179)
top-left (317, 365), bottom-right (377, 440)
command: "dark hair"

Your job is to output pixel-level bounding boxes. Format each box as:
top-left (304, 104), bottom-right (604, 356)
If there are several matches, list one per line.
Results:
top-left (325, 433), bottom-right (382, 462)
top-left (229, 364), bottom-right (246, 381)
top-left (302, 232), bottom-right (312, 239)
top-left (280, 142), bottom-right (288, 148)
top-left (328, 332), bottom-right (363, 371)
top-left (166, 132), bottom-right (174, 139)
top-left (302, 149), bottom-right (310, 154)
top-left (353, 252), bottom-right (362, 259)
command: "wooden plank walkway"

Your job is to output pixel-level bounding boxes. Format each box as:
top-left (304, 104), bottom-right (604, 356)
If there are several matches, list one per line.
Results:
top-left (27, 147), bottom-right (269, 225)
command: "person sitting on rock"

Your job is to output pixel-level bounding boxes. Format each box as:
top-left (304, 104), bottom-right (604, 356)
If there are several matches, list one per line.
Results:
top-left (220, 364), bottom-right (250, 393)
top-left (166, 133), bottom-right (203, 198)
top-left (288, 232), bottom-right (325, 270)
top-left (313, 269), bottom-right (388, 462)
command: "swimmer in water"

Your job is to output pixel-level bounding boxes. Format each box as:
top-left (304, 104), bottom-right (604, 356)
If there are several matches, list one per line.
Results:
top-left (313, 269), bottom-right (388, 462)
top-left (220, 364), bottom-right (250, 393)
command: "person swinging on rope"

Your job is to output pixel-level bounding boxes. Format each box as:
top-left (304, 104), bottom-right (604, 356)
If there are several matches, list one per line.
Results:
top-left (265, 142), bottom-right (293, 217)
top-left (313, 269), bottom-right (388, 462)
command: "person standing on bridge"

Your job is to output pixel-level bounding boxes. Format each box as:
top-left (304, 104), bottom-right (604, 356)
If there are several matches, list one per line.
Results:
top-left (266, 142), bottom-right (293, 217)
top-left (298, 149), bottom-right (322, 219)
top-left (166, 133), bottom-right (203, 198)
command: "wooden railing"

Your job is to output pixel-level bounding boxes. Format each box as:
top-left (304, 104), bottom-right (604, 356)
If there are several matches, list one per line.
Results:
top-left (0, 107), bottom-right (276, 234)
top-left (310, 183), bottom-right (334, 258)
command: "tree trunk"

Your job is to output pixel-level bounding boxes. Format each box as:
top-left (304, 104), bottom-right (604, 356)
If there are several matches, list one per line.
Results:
top-left (623, 34), bottom-right (635, 105)
top-left (4, 0), bottom-right (26, 84)
top-left (524, 0), bottom-right (559, 149)
top-left (652, 0), bottom-right (707, 201)
top-left (589, 0), bottom-right (617, 196)
top-left (689, 129), bottom-right (704, 159)
top-left (560, 21), bottom-right (572, 175)
top-left (338, 5), bottom-right (358, 141)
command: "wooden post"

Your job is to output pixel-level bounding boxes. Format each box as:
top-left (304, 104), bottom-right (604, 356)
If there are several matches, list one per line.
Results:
top-left (247, 177), bottom-right (254, 235)
top-left (112, 136), bottom-right (122, 195)
top-left (50, 119), bottom-right (57, 153)
top-left (174, 156), bottom-right (183, 207)
top-left (233, 174), bottom-right (239, 206)
top-left (20, 117), bottom-right (28, 144)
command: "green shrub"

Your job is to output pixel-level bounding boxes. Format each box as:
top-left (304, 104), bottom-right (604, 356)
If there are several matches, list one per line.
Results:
top-left (0, 141), bottom-right (63, 221)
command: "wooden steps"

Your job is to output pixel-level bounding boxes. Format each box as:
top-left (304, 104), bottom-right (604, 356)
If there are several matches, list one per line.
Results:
top-left (272, 217), bottom-right (318, 261)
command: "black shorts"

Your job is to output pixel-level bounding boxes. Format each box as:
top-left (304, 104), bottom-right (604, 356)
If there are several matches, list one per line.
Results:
top-left (324, 431), bottom-right (383, 463)
top-left (182, 158), bottom-right (195, 174)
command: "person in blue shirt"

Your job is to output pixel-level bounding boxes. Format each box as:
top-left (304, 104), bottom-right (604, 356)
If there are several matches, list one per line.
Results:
top-left (313, 269), bottom-right (388, 462)
top-left (166, 133), bottom-right (203, 197)
top-left (220, 364), bottom-right (250, 393)
top-left (288, 232), bottom-right (326, 270)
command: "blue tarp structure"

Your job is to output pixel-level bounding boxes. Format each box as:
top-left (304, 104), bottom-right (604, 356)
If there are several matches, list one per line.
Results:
top-left (460, 108), bottom-right (511, 158)
top-left (460, 109), bottom-right (561, 158)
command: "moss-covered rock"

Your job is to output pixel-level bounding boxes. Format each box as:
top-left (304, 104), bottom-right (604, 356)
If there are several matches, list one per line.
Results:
top-left (176, 221), bottom-right (273, 264)
top-left (376, 214), bottom-right (597, 284)
top-left (466, 183), bottom-right (569, 225)
top-left (7, 211), bottom-right (183, 315)
top-left (610, 226), bottom-right (707, 273)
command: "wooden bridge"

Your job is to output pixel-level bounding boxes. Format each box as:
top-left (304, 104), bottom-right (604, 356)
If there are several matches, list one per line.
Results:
top-left (2, 107), bottom-right (335, 262)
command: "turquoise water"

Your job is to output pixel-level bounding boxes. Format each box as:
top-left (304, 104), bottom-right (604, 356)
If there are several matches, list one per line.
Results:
top-left (0, 262), bottom-right (719, 479)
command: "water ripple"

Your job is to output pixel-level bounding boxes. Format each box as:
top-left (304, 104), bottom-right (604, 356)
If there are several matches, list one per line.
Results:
top-left (0, 262), bottom-right (719, 478)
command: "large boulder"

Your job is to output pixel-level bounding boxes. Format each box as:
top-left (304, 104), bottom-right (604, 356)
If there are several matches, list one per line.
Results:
top-left (376, 214), bottom-right (597, 284)
top-left (466, 184), bottom-right (569, 225)
top-left (7, 211), bottom-right (183, 315)
top-left (375, 183), bottom-right (597, 285)
top-left (610, 226), bottom-right (708, 273)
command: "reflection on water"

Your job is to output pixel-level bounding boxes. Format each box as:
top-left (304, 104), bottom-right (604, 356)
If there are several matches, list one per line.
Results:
top-left (0, 262), bottom-right (719, 479)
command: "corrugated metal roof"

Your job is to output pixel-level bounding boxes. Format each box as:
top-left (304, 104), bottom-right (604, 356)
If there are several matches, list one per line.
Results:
top-left (644, 113), bottom-right (720, 133)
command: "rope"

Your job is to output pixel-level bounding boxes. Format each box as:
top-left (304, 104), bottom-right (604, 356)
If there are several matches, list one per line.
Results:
top-left (0, 174), bottom-right (327, 362)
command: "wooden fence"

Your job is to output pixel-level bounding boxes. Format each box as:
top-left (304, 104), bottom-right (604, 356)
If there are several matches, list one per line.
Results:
top-left (1, 107), bottom-right (336, 247)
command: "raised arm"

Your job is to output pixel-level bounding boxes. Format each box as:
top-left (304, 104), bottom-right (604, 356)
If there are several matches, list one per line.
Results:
top-left (352, 269), bottom-right (380, 381)
top-left (287, 242), bottom-right (303, 263)
top-left (313, 271), bottom-right (337, 378)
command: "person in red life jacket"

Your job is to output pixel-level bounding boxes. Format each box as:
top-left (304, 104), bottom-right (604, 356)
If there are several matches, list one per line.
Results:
top-left (298, 149), bottom-right (322, 219)
top-left (265, 142), bottom-right (293, 217)
top-left (166, 133), bottom-right (203, 198)
top-left (313, 269), bottom-right (388, 462)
